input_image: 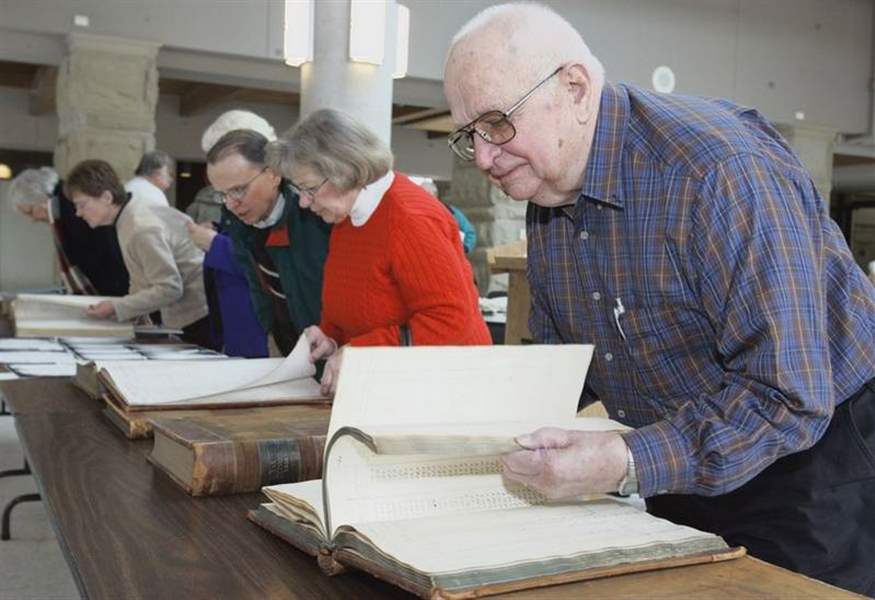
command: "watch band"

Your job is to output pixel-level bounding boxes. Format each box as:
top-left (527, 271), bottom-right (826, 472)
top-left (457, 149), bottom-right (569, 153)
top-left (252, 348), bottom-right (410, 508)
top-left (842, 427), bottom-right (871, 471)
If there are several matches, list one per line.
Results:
top-left (617, 443), bottom-right (638, 496)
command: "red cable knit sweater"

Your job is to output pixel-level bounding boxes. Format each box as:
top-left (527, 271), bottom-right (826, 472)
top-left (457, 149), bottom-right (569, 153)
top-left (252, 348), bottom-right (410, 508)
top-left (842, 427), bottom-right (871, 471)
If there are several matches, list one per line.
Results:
top-left (320, 173), bottom-right (491, 347)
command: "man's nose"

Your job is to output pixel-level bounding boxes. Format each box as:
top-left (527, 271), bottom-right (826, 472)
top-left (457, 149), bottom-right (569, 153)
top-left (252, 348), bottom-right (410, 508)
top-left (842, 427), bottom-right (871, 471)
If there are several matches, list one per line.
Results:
top-left (299, 194), bottom-right (312, 209)
top-left (473, 135), bottom-right (501, 172)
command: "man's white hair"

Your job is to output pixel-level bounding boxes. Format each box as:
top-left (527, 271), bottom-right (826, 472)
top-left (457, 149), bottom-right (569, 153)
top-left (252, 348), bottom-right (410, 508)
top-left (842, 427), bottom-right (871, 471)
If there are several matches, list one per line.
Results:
top-left (447, 2), bottom-right (605, 89)
top-left (201, 110), bottom-right (277, 154)
top-left (7, 167), bottom-right (59, 208)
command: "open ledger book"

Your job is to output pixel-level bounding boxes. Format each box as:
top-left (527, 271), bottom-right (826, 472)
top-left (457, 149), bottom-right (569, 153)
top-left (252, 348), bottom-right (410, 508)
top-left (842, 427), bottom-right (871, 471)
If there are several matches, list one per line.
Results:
top-left (254, 345), bottom-right (740, 599)
top-left (11, 294), bottom-right (134, 338)
top-left (100, 334), bottom-right (329, 415)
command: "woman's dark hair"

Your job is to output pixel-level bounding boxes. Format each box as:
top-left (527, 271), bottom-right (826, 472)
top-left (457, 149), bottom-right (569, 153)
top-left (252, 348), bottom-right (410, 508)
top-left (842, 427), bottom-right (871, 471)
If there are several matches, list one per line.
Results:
top-left (64, 160), bottom-right (127, 205)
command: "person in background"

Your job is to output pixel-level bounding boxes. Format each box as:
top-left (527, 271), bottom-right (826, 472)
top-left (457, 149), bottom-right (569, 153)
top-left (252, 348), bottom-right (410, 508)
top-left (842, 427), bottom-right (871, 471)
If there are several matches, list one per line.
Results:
top-left (66, 159), bottom-right (214, 349)
top-left (419, 178), bottom-right (477, 255)
top-left (268, 108), bottom-right (491, 395)
top-left (185, 185), bottom-right (223, 224)
top-left (206, 128), bottom-right (330, 356)
top-left (8, 166), bottom-right (129, 296)
top-left (125, 150), bottom-right (174, 207)
top-left (443, 3), bottom-right (875, 595)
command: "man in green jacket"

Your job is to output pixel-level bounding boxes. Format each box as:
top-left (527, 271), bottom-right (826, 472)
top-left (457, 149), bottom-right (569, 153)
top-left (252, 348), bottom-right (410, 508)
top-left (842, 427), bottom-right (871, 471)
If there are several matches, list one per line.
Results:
top-left (206, 129), bottom-right (330, 354)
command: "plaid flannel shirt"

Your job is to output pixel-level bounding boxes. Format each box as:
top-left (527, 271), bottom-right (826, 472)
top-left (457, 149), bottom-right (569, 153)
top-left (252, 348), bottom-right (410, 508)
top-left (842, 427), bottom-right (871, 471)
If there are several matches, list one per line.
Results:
top-left (527, 82), bottom-right (875, 498)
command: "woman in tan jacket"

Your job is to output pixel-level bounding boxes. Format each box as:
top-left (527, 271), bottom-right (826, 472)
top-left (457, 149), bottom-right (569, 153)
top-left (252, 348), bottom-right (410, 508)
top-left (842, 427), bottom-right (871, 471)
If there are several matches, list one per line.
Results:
top-left (65, 159), bottom-right (214, 348)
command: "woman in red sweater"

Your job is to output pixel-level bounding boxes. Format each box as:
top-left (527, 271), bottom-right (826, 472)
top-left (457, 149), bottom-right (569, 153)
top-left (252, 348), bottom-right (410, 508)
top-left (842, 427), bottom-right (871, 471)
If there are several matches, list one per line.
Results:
top-left (267, 109), bottom-right (491, 394)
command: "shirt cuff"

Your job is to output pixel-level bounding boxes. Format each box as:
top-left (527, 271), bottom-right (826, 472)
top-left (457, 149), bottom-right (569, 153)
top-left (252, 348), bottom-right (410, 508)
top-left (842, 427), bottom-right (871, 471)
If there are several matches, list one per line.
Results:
top-left (111, 299), bottom-right (135, 323)
top-left (623, 419), bottom-right (697, 498)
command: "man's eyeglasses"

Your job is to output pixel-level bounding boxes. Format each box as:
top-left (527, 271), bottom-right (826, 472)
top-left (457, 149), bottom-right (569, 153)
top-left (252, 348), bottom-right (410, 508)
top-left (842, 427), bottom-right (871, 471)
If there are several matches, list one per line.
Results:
top-left (448, 66), bottom-right (563, 161)
top-left (214, 167), bottom-right (267, 205)
top-left (289, 177), bottom-right (328, 199)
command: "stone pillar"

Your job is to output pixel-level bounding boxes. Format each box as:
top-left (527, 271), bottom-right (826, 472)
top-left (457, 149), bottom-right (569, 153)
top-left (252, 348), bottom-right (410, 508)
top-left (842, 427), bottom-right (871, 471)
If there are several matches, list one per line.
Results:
top-left (299, 0), bottom-right (396, 145)
top-left (775, 123), bottom-right (837, 202)
top-left (447, 155), bottom-right (526, 294)
top-left (55, 33), bottom-right (160, 181)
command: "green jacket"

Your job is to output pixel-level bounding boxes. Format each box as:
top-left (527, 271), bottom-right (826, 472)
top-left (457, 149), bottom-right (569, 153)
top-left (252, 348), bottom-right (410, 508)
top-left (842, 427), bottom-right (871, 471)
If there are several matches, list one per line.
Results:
top-left (223, 182), bottom-right (330, 336)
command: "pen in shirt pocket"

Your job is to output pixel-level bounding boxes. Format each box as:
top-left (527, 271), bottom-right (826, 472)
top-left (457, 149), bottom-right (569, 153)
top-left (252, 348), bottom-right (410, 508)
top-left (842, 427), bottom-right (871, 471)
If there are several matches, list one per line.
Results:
top-left (613, 297), bottom-right (627, 342)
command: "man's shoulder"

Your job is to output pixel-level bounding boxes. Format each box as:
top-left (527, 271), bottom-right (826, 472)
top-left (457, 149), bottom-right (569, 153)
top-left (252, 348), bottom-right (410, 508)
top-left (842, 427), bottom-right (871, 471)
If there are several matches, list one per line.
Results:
top-left (620, 83), bottom-right (790, 180)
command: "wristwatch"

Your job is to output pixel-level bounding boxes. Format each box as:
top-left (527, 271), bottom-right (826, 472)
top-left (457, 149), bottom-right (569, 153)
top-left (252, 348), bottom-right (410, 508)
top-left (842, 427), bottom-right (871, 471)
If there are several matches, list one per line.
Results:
top-left (616, 443), bottom-right (638, 496)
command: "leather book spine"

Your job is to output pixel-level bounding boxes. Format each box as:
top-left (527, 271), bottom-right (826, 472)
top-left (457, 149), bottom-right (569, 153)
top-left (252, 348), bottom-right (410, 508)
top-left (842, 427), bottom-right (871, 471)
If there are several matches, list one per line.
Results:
top-left (191, 434), bottom-right (326, 496)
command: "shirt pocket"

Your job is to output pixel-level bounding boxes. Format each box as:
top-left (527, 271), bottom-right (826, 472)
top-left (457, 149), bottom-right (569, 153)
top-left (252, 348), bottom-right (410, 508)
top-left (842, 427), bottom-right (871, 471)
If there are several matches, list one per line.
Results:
top-left (621, 301), bottom-right (722, 404)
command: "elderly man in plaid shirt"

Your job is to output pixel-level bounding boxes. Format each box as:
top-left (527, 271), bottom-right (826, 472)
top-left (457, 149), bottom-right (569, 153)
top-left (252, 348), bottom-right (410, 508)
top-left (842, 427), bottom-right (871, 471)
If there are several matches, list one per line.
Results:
top-left (444, 3), bottom-right (875, 595)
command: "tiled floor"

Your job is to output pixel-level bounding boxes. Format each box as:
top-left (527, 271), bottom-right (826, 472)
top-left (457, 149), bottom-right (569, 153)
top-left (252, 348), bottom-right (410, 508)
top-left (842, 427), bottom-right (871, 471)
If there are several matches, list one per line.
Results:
top-left (0, 413), bottom-right (79, 600)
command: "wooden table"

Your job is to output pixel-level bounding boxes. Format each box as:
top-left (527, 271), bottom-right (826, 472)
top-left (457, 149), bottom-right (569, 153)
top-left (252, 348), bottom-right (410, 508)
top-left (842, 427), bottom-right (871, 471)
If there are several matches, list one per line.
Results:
top-left (1, 378), bottom-right (861, 600)
top-left (487, 243), bottom-right (532, 345)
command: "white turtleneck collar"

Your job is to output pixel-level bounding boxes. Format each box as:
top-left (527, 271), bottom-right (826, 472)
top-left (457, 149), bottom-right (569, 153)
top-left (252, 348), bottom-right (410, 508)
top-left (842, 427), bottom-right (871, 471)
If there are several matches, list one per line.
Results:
top-left (252, 192), bottom-right (285, 229)
top-left (349, 171), bottom-right (394, 227)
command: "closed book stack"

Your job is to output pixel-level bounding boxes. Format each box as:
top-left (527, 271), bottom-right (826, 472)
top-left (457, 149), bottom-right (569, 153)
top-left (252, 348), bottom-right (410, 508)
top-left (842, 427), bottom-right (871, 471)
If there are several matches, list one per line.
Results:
top-left (148, 404), bottom-right (330, 496)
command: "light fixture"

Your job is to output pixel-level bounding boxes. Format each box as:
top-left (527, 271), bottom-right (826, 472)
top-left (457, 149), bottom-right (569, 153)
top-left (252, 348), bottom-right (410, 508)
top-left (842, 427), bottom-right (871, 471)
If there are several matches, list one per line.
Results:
top-left (0, 163), bottom-right (12, 180)
top-left (349, 0), bottom-right (386, 65)
top-left (284, 0), bottom-right (314, 67)
top-left (393, 4), bottom-right (409, 79)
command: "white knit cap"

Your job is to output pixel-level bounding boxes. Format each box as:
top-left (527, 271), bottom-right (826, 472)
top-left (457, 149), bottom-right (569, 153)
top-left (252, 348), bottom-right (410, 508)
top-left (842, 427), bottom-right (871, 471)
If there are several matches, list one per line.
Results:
top-left (201, 110), bottom-right (277, 154)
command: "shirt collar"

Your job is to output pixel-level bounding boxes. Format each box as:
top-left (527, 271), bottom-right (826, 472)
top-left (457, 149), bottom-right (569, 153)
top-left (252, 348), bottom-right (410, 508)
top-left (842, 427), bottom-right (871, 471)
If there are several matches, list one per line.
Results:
top-left (578, 82), bottom-right (630, 209)
top-left (112, 193), bottom-right (133, 227)
top-left (350, 170), bottom-right (394, 227)
top-left (252, 192), bottom-right (285, 229)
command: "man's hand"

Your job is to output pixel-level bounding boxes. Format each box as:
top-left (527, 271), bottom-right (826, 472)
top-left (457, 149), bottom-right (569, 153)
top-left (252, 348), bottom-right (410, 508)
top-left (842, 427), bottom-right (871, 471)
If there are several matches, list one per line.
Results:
top-left (186, 221), bottom-right (217, 252)
top-left (319, 346), bottom-right (345, 396)
top-left (304, 325), bottom-right (338, 363)
top-left (86, 301), bottom-right (116, 320)
top-left (501, 428), bottom-right (628, 499)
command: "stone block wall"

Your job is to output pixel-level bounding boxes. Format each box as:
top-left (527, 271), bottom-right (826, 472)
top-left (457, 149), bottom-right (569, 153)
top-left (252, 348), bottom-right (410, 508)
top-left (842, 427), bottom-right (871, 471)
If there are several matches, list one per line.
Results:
top-left (445, 156), bottom-right (526, 294)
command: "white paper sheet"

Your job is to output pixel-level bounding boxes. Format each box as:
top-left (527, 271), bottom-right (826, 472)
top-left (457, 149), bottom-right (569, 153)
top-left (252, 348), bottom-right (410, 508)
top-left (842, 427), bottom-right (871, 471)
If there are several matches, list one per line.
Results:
top-left (0, 339), bottom-right (65, 352)
top-left (7, 363), bottom-right (77, 377)
top-left (0, 351), bottom-right (76, 364)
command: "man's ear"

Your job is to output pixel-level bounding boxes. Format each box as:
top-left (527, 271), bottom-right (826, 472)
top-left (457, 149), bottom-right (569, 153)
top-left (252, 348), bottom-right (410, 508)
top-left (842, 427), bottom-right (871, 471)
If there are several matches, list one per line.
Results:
top-left (100, 190), bottom-right (115, 205)
top-left (564, 63), bottom-right (596, 125)
top-left (266, 167), bottom-right (283, 186)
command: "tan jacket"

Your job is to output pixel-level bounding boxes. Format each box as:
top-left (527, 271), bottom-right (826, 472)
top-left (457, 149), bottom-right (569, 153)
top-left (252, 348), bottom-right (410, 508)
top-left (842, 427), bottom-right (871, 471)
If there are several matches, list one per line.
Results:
top-left (111, 201), bottom-right (208, 329)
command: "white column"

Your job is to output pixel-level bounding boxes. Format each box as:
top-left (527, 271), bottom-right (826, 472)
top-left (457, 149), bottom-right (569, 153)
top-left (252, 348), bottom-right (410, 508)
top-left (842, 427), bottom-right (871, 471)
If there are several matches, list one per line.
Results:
top-left (55, 33), bottom-right (160, 180)
top-left (299, 0), bottom-right (397, 145)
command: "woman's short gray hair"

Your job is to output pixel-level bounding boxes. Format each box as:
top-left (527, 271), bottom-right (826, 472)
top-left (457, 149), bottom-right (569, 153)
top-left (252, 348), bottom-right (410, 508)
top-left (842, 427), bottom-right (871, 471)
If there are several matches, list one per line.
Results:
top-left (267, 109), bottom-right (393, 192)
top-left (7, 167), bottom-right (59, 207)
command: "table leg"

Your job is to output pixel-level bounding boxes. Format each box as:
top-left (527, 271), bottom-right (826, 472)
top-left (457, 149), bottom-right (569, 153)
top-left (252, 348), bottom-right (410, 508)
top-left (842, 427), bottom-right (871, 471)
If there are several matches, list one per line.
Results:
top-left (1, 493), bottom-right (41, 540)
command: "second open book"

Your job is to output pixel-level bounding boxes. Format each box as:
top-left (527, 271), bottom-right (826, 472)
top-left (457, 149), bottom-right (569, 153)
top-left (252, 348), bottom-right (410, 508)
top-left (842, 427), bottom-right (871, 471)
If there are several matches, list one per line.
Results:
top-left (255, 344), bottom-right (740, 599)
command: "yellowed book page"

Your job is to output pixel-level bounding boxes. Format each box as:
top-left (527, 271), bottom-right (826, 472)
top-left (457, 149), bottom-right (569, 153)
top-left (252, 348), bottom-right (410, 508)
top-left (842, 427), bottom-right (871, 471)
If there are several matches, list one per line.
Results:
top-left (16, 319), bottom-right (134, 338)
top-left (349, 499), bottom-right (727, 576)
top-left (325, 433), bottom-right (552, 536)
top-left (264, 479), bottom-right (326, 532)
top-left (103, 335), bottom-right (321, 406)
top-left (328, 344), bottom-right (594, 442)
top-left (363, 418), bottom-right (628, 455)
top-left (13, 294), bottom-right (115, 318)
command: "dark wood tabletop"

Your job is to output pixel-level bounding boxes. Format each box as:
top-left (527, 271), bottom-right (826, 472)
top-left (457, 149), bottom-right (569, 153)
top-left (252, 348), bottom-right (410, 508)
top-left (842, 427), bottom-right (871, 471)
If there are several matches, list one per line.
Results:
top-left (1, 377), bottom-right (861, 600)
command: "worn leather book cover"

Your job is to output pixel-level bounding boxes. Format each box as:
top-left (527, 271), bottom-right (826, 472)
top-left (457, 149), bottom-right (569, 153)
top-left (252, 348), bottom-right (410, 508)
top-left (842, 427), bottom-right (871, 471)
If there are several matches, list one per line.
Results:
top-left (148, 405), bottom-right (329, 496)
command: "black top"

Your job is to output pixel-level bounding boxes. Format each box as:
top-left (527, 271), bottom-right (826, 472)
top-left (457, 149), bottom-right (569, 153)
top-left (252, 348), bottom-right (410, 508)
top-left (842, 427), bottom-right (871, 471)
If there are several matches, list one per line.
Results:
top-left (55, 182), bottom-right (129, 296)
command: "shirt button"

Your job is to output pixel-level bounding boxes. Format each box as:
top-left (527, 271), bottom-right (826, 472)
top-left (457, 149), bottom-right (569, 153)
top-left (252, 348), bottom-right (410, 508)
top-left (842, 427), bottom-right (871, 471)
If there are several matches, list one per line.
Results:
top-left (604, 352), bottom-right (613, 362)
top-left (579, 230), bottom-right (589, 240)
top-left (616, 409), bottom-right (626, 418)
top-left (592, 292), bottom-right (601, 301)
